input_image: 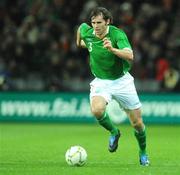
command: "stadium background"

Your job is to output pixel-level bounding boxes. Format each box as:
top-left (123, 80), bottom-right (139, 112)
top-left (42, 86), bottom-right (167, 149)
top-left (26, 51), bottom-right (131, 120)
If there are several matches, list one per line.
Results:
top-left (0, 0), bottom-right (180, 175)
top-left (0, 0), bottom-right (179, 123)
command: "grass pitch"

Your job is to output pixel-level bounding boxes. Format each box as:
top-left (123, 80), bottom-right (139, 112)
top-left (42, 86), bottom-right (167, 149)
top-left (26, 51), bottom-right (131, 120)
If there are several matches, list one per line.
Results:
top-left (0, 123), bottom-right (180, 175)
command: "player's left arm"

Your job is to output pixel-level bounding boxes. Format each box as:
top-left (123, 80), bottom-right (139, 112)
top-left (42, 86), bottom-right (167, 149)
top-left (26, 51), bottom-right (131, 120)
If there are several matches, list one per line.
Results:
top-left (103, 38), bottom-right (133, 61)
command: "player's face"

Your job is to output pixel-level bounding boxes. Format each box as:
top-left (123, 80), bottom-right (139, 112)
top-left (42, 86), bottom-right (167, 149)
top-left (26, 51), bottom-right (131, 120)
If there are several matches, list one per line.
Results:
top-left (91, 15), bottom-right (109, 37)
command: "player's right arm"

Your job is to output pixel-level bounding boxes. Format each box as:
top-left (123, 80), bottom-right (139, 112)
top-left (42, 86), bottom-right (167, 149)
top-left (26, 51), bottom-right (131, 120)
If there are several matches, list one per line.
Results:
top-left (76, 26), bottom-right (86, 48)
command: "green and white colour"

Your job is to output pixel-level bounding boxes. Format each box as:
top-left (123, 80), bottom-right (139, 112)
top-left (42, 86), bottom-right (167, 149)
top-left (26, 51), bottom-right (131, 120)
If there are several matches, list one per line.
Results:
top-left (80, 23), bottom-right (131, 79)
top-left (0, 92), bottom-right (180, 124)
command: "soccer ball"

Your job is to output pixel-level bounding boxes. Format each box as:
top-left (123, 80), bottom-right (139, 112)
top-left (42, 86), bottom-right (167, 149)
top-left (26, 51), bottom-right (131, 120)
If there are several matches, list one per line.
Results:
top-left (65, 145), bottom-right (87, 166)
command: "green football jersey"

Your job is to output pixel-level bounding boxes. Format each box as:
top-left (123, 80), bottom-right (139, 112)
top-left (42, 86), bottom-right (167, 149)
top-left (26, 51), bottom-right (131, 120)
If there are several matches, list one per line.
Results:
top-left (80, 23), bottom-right (132, 80)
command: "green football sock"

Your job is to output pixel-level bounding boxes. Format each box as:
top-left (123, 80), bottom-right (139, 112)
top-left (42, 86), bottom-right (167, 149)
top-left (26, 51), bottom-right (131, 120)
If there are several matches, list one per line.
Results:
top-left (134, 127), bottom-right (147, 154)
top-left (98, 112), bottom-right (118, 136)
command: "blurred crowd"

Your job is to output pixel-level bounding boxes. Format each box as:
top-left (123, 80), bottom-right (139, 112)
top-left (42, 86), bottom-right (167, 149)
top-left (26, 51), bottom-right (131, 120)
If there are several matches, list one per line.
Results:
top-left (0, 0), bottom-right (179, 92)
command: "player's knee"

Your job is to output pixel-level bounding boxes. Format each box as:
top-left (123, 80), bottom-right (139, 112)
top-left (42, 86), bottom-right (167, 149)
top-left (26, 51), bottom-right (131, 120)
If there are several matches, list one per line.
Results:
top-left (91, 97), bottom-right (106, 119)
top-left (91, 105), bottom-right (105, 119)
top-left (131, 118), bottom-right (144, 130)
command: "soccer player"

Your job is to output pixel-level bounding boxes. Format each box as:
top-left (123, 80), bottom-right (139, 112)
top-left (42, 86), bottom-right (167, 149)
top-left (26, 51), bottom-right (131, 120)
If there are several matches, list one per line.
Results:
top-left (76, 7), bottom-right (150, 166)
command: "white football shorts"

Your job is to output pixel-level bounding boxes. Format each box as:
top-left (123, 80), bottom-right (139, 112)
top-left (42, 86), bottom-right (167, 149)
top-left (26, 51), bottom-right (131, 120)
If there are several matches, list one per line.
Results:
top-left (90, 72), bottom-right (142, 110)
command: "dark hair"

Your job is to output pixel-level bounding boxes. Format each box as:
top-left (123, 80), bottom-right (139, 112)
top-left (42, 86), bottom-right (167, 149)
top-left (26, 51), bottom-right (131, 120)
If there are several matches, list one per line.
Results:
top-left (89, 7), bottom-right (113, 23)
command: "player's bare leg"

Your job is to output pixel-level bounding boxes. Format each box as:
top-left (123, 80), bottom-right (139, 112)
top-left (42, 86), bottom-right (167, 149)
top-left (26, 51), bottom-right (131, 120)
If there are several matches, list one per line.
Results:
top-left (126, 108), bottom-right (150, 166)
top-left (91, 96), bottom-right (120, 152)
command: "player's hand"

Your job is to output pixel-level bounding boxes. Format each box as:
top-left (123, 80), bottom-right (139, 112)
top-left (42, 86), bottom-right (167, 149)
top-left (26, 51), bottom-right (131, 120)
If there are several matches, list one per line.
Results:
top-left (103, 37), bottom-right (113, 51)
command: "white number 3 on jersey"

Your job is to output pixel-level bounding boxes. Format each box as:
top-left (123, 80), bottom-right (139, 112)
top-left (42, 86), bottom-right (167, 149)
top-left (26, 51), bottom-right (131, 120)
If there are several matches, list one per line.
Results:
top-left (88, 42), bottom-right (92, 52)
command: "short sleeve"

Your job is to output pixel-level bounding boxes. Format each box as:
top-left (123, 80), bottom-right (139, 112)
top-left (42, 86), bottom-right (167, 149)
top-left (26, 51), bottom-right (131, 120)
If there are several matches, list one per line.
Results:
top-left (116, 31), bottom-right (132, 50)
top-left (80, 23), bottom-right (91, 39)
